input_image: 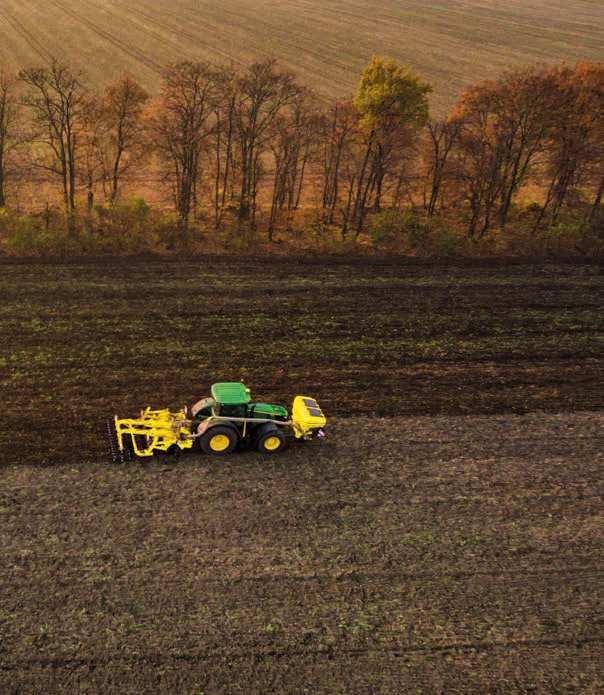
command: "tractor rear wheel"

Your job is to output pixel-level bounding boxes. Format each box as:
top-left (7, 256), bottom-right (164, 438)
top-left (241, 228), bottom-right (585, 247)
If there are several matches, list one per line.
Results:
top-left (257, 428), bottom-right (287, 454)
top-left (200, 426), bottom-right (238, 456)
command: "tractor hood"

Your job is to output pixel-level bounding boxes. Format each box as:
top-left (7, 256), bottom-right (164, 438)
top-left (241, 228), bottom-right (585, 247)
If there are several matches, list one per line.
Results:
top-left (251, 402), bottom-right (288, 419)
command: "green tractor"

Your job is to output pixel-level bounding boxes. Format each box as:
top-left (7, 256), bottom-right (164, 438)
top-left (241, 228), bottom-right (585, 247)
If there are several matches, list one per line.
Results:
top-left (107, 382), bottom-right (326, 463)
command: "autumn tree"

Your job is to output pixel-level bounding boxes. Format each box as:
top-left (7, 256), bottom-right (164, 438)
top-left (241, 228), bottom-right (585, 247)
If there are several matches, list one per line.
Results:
top-left (350, 57), bottom-right (431, 236)
top-left (100, 75), bottom-right (149, 202)
top-left (0, 69), bottom-right (20, 208)
top-left (423, 116), bottom-right (462, 217)
top-left (453, 66), bottom-right (565, 237)
top-left (20, 60), bottom-right (85, 228)
top-left (319, 101), bottom-right (358, 226)
top-left (151, 61), bottom-right (217, 241)
top-left (268, 89), bottom-right (319, 240)
top-left (534, 62), bottom-right (604, 232)
top-left (233, 59), bottom-right (300, 224)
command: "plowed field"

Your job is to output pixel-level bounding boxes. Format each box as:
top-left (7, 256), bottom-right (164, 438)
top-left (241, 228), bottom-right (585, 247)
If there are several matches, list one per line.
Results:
top-left (1, 258), bottom-right (602, 691)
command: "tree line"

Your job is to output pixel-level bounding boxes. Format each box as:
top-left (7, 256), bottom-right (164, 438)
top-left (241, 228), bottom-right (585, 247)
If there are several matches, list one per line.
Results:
top-left (0, 56), bottom-right (602, 251)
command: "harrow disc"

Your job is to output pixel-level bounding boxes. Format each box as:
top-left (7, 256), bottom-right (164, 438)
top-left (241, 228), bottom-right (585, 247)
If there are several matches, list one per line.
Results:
top-left (106, 418), bottom-right (123, 464)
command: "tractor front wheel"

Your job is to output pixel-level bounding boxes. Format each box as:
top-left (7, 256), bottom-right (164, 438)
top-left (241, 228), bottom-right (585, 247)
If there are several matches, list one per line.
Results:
top-left (257, 429), bottom-right (287, 454)
top-left (200, 426), bottom-right (238, 456)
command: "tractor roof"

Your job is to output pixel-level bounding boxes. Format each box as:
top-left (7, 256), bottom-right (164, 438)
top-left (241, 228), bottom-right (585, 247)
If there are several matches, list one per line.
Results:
top-left (211, 382), bottom-right (251, 405)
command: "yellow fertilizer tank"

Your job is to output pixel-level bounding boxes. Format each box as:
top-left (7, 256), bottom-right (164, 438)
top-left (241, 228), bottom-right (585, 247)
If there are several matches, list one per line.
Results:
top-left (291, 396), bottom-right (327, 439)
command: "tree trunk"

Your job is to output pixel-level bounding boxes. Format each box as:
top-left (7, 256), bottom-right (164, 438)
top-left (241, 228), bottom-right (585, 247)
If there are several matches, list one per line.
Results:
top-left (427, 166), bottom-right (444, 217)
top-left (587, 175), bottom-right (603, 231)
top-left (355, 170), bottom-right (376, 238)
top-left (341, 176), bottom-right (356, 239)
top-left (351, 131), bottom-right (374, 236)
top-left (372, 167), bottom-right (385, 212)
top-left (87, 172), bottom-right (94, 213)
top-left (294, 151), bottom-right (308, 211)
top-left (213, 113), bottom-right (222, 229)
top-left (111, 147), bottom-right (123, 203)
top-left (0, 153), bottom-right (5, 208)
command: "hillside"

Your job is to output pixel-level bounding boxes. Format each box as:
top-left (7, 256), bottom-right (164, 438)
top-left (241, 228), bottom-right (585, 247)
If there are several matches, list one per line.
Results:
top-left (0, 0), bottom-right (602, 113)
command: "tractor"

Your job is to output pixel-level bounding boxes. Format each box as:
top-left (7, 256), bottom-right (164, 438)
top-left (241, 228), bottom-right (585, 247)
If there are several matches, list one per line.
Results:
top-left (107, 382), bottom-right (326, 463)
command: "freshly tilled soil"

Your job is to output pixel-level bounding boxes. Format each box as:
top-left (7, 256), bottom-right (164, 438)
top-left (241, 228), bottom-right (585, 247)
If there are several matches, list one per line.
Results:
top-left (1, 413), bottom-right (602, 692)
top-left (1, 259), bottom-right (602, 692)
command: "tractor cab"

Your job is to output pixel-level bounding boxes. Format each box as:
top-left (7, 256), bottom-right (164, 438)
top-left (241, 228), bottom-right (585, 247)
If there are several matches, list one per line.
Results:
top-left (186, 382), bottom-right (250, 419)
top-left (211, 382), bottom-right (250, 418)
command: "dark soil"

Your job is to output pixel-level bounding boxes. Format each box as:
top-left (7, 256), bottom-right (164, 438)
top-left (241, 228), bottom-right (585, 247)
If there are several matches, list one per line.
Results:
top-left (1, 259), bottom-right (602, 691)
top-left (1, 413), bottom-right (602, 692)
top-left (0, 258), bottom-right (602, 467)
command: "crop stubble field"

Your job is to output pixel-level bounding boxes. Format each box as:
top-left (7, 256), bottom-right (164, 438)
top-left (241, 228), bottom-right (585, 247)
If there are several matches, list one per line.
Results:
top-left (0, 258), bottom-right (603, 691)
top-left (0, 1), bottom-right (602, 112)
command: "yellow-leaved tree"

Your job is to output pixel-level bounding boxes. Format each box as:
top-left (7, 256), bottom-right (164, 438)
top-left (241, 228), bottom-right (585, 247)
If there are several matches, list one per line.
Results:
top-left (348, 57), bottom-right (431, 236)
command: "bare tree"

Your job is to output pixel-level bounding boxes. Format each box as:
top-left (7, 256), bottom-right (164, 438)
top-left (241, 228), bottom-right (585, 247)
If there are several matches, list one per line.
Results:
top-left (79, 94), bottom-right (105, 213)
top-left (20, 60), bottom-right (85, 229)
top-left (424, 117), bottom-right (462, 217)
top-left (210, 66), bottom-right (238, 230)
top-left (0, 69), bottom-right (19, 208)
top-left (320, 101), bottom-right (358, 226)
top-left (267, 88), bottom-right (318, 240)
top-left (234, 59), bottom-right (300, 224)
top-left (151, 61), bottom-right (217, 242)
top-left (100, 75), bottom-right (149, 203)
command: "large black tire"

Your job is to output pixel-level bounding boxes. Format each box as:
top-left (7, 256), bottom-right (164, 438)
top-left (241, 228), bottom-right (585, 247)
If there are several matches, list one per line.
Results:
top-left (256, 427), bottom-right (287, 454)
top-left (200, 425), bottom-right (239, 456)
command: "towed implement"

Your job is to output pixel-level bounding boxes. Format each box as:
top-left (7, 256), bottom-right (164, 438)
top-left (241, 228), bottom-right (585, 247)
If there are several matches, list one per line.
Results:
top-left (107, 382), bottom-right (326, 463)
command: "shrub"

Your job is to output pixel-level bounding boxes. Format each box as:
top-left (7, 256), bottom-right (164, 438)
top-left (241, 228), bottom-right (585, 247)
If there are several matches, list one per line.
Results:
top-left (368, 208), bottom-right (463, 255)
top-left (92, 197), bottom-right (160, 253)
top-left (367, 209), bottom-right (408, 246)
top-left (3, 213), bottom-right (58, 256)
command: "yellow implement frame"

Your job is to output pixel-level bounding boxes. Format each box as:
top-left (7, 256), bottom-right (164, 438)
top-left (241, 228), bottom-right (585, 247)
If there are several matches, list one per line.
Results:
top-left (114, 408), bottom-right (194, 458)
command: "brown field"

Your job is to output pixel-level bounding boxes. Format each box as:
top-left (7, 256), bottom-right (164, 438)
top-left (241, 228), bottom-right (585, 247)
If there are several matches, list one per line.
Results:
top-left (0, 258), bottom-right (603, 690)
top-left (1, 413), bottom-right (603, 692)
top-left (0, 0), bottom-right (602, 112)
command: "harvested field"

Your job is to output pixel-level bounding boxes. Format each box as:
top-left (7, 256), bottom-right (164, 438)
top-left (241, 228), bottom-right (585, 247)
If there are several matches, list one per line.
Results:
top-left (1, 258), bottom-right (603, 691)
top-left (0, 1), bottom-right (602, 112)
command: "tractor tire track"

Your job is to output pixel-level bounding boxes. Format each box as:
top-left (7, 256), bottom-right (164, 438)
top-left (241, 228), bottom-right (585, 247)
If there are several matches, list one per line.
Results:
top-left (0, 6), bottom-right (54, 63)
top-left (176, 1), bottom-right (355, 91)
top-left (44, 0), bottom-right (164, 76)
top-left (3, 564), bottom-right (601, 588)
top-left (2, 637), bottom-right (602, 671)
top-left (109, 0), bottom-right (241, 66)
top-left (72, 0), bottom-right (209, 66)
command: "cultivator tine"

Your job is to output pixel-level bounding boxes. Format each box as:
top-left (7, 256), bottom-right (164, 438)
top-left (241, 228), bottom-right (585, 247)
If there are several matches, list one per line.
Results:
top-left (106, 417), bottom-right (123, 465)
